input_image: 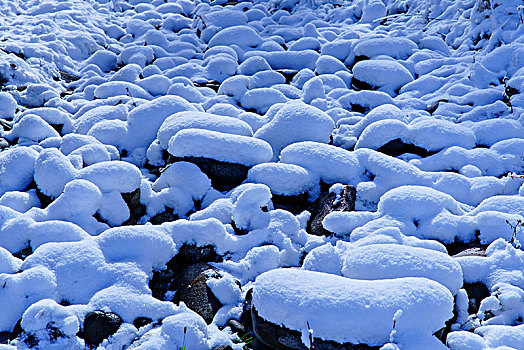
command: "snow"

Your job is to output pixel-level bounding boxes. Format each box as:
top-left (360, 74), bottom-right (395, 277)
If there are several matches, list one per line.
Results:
top-left (168, 129), bottom-right (273, 167)
top-left (253, 268), bottom-right (453, 347)
top-left (0, 0), bottom-right (523, 348)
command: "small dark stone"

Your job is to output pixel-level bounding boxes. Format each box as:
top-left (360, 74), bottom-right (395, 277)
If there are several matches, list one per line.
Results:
top-left (171, 263), bottom-right (223, 324)
top-left (169, 156), bottom-right (249, 192)
top-left (133, 317), bottom-right (152, 329)
top-left (307, 185), bottom-right (356, 236)
top-left (228, 319), bottom-right (246, 335)
top-left (59, 70), bottom-right (81, 83)
top-left (81, 311), bottom-right (122, 347)
top-left (122, 188), bottom-right (147, 225)
top-left (241, 288), bottom-right (253, 332)
top-left (426, 99), bottom-right (449, 115)
top-left (150, 210), bottom-right (179, 225)
top-left (251, 307), bottom-right (379, 350)
top-left (376, 138), bottom-right (436, 158)
top-left (464, 282), bottom-right (490, 315)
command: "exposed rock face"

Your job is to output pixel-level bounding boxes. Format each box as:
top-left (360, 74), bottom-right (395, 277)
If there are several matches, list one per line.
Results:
top-left (81, 311), bottom-right (122, 347)
top-left (308, 185), bottom-right (356, 236)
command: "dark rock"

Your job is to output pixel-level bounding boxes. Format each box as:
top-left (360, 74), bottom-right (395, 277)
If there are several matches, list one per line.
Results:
top-left (241, 288), bottom-right (253, 333)
top-left (149, 244), bottom-right (222, 301)
top-left (59, 70), bottom-right (81, 83)
top-left (49, 123), bottom-right (64, 135)
top-left (171, 244), bottom-right (222, 268)
top-left (376, 138), bottom-right (436, 158)
top-left (464, 282), bottom-right (490, 314)
top-left (13, 245), bottom-right (32, 260)
top-left (170, 263), bottom-right (223, 324)
top-left (252, 307), bottom-right (379, 350)
top-left (169, 156), bottom-right (249, 192)
top-left (133, 317), bottom-right (152, 329)
top-left (307, 185), bottom-right (356, 236)
top-left (272, 192), bottom-right (310, 215)
top-left (81, 311), bottom-right (122, 347)
top-left (426, 99), bottom-right (449, 115)
top-left (122, 188), bottom-right (147, 225)
top-left (228, 319), bottom-right (246, 335)
top-left (149, 210), bottom-right (178, 225)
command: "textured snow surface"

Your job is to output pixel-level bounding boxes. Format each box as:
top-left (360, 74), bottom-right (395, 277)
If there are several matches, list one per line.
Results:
top-left (0, 0), bottom-right (522, 349)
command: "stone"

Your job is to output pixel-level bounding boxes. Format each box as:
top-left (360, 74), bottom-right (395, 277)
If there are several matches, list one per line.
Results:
top-left (170, 263), bottom-right (223, 324)
top-left (149, 244), bottom-right (222, 301)
top-left (307, 184), bottom-right (356, 236)
top-left (149, 210), bottom-right (178, 225)
top-left (81, 311), bottom-right (122, 347)
top-left (121, 187), bottom-right (146, 225)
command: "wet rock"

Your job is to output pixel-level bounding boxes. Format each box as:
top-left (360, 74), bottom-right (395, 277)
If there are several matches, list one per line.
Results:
top-left (307, 185), bottom-right (356, 236)
top-left (122, 188), bottom-right (146, 225)
top-left (251, 307), bottom-right (378, 350)
top-left (376, 138), bottom-right (436, 158)
top-left (81, 311), bottom-right (122, 347)
top-left (170, 263), bottom-right (223, 324)
top-left (464, 282), bottom-right (490, 314)
top-left (169, 156), bottom-right (249, 192)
